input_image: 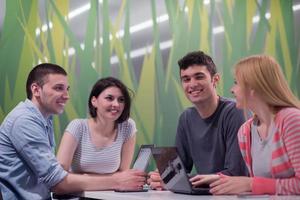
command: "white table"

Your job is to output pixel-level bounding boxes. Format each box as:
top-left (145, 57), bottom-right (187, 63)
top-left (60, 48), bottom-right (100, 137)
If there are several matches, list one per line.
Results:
top-left (79, 190), bottom-right (300, 200)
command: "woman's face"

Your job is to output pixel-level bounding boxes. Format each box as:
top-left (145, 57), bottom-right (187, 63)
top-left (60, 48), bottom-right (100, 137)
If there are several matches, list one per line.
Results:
top-left (231, 78), bottom-right (246, 109)
top-left (91, 86), bottom-right (125, 121)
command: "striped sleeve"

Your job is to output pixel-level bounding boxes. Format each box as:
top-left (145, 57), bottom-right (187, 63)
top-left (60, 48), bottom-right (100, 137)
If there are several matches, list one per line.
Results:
top-left (237, 119), bottom-right (253, 176)
top-left (276, 108), bottom-right (300, 194)
top-left (65, 119), bottom-right (84, 142)
top-left (122, 118), bottom-right (137, 142)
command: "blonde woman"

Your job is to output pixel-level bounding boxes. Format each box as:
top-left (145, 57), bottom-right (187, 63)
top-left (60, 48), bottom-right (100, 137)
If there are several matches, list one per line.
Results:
top-left (210, 55), bottom-right (300, 195)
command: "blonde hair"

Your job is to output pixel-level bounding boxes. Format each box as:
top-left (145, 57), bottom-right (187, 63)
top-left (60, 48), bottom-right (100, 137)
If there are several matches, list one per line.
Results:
top-left (234, 55), bottom-right (300, 113)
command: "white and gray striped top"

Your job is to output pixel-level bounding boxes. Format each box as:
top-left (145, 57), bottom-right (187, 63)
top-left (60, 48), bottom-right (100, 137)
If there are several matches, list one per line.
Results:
top-left (65, 118), bottom-right (136, 174)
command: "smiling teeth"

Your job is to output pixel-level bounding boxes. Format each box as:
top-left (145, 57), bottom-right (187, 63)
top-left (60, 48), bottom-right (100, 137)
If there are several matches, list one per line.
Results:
top-left (190, 91), bottom-right (199, 94)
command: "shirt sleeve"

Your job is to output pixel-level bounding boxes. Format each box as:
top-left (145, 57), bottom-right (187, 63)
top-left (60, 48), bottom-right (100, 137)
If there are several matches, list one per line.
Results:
top-left (220, 104), bottom-right (248, 176)
top-left (123, 118), bottom-right (137, 142)
top-left (10, 116), bottom-right (67, 189)
top-left (275, 108), bottom-right (300, 194)
top-left (175, 114), bottom-right (193, 173)
top-left (65, 119), bottom-right (84, 142)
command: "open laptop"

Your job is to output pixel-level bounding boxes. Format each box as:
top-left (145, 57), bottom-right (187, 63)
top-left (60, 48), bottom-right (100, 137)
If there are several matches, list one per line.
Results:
top-left (132, 144), bottom-right (154, 171)
top-left (151, 146), bottom-right (211, 195)
top-left (115, 144), bottom-right (154, 192)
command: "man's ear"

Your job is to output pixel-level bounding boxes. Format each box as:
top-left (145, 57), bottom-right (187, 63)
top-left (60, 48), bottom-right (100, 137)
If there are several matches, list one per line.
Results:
top-left (212, 73), bottom-right (220, 88)
top-left (31, 83), bottom-right (41, 98)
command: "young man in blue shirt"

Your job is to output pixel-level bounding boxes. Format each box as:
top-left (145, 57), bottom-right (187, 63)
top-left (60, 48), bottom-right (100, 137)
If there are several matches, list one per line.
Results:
top-left (0, 63), bottom-right (145, 199)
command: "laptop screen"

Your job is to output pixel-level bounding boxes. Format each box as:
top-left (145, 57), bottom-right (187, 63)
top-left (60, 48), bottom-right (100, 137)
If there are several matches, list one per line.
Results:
top-left (132, 144), bottom-right (154, 171)
top-left (151, 147), bottom-right (180, 184)
top-left (151, 146), bottom-right (211, 195)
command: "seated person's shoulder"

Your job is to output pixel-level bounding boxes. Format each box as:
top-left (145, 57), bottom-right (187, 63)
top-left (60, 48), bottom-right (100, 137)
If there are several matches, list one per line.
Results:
top-left (180, 107), bottom-right (197, 118)
top-left (8, 115), bottom-right (50, 147)
top-left (118, 118), bottom-right (136, 128)
top-left (13, 114), bottom-right (44, 128)
top-left (219, 97), bottom-right (243, 116)
top-left (65, 118), bottom-right (88, 137)
top-left (275, 107), bottom-right (300, 127)
top-left (67, 118), bottom-right (87, 128)
top-left (119, 118), bottom-right (137, 137)
top-left (220, 97), bottom-right (238, 110)
top-left (69, 118), bottom-right (85, 123)
top-left (278, 107), bottom-right (300, 117)
top-left (127, 117), bottom-right (136, 125)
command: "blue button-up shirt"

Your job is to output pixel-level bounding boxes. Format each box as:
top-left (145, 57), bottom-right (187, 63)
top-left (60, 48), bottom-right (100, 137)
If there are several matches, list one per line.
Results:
top-left (0, 99), bottom-right (67, 200)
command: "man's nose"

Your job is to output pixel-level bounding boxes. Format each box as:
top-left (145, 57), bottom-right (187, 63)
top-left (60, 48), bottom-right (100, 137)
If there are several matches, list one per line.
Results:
top-left (63, 90), bottom-right (70, 100)
top-left (190, 78), bottom-right (198, 86)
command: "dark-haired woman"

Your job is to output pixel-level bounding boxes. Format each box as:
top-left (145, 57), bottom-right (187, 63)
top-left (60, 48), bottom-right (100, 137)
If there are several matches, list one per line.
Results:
top-left (57, 77), bottom-right (145, 191)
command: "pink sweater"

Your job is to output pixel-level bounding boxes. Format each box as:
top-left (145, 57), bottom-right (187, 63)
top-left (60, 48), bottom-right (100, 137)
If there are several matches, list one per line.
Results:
top-left (238, 107), bottom-right (300, 195)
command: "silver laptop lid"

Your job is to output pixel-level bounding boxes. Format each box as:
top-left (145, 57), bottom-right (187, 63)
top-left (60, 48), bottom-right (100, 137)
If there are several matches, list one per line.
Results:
top-left (151, 147), bottom-right (192, 192)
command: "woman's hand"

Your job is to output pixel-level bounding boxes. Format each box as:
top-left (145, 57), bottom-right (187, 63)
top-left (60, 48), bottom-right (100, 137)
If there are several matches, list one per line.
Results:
top-left (113, 169), bottom-right (146, 190)
top-left (210, 175), bottom-right (252, 195)
top-left (147, 170), bottom-right (165, 190)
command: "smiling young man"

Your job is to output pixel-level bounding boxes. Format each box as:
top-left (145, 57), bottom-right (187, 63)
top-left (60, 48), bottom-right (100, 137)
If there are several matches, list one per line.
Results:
top-left (0, 64), bottom-right (145, 200)
top-left (148, 51), bottom-right (247, 189)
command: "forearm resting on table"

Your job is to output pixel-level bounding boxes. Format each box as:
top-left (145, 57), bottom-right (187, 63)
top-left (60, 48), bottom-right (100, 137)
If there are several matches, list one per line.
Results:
top-left (51, 173), bottom-right (116, 194)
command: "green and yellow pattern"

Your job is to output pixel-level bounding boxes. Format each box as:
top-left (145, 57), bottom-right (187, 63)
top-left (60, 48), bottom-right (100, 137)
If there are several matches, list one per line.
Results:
top-left (0, 0), bottom-right (299, 152)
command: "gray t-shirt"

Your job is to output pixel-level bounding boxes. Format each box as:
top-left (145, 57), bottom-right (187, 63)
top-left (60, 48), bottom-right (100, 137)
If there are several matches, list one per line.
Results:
top-left (175, 97), bottom-right (248, 176)
top-left (251, 119), bottom-right (275, 177)
top-left (65, 118), bottom-right (136, 174)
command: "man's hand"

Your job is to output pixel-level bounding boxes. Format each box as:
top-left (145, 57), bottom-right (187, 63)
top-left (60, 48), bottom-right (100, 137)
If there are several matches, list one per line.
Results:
top-left (147, 170), bottom-right (165, 190)
top-left (189, 174), bottom-right (220, 187)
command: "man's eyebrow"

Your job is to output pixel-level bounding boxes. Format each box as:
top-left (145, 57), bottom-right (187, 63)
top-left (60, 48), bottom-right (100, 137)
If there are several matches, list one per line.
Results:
top-left (53, 83), bottom-right (70, 88)
top-left (181, 72), bottom-right (204, 78)
top-left (193, 72), bottom-right (205, 76)
top-left (180, 75), bottom-right (190, 79)
top-left (53, 83), bottom-right (64, 86)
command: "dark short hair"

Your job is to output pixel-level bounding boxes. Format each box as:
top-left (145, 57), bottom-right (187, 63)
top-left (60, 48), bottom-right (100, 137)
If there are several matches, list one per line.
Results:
top-left (26, 63), bottom-right (67, 99)
top-left (88, 77), bottom-right (133, 124)
top-left (177, 51), bottom-right (217, 76)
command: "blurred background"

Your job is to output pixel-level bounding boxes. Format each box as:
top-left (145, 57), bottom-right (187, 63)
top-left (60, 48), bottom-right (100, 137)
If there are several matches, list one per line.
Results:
top-left (0, 0), bottom-right (299, 154)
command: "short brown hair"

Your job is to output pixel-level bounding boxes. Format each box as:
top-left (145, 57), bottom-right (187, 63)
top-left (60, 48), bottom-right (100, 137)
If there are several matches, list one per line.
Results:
top-left (178, 51), bottom-right (217, 77)
top-left (26, 63), bottom-right (67, 99)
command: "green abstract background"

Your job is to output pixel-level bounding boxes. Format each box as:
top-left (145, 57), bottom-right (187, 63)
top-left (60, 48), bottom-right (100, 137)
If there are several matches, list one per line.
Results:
top-left (0, 0), bottom-right (299, 155)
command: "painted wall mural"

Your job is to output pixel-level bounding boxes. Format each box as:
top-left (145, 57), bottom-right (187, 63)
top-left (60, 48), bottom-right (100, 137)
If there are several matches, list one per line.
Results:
top-left (0, 0), bottom-right (299, 151)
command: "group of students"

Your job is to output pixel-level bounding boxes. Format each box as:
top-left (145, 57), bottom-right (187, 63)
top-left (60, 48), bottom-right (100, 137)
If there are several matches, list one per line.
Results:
top-left (0, 51), bottom-right (299, 199)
